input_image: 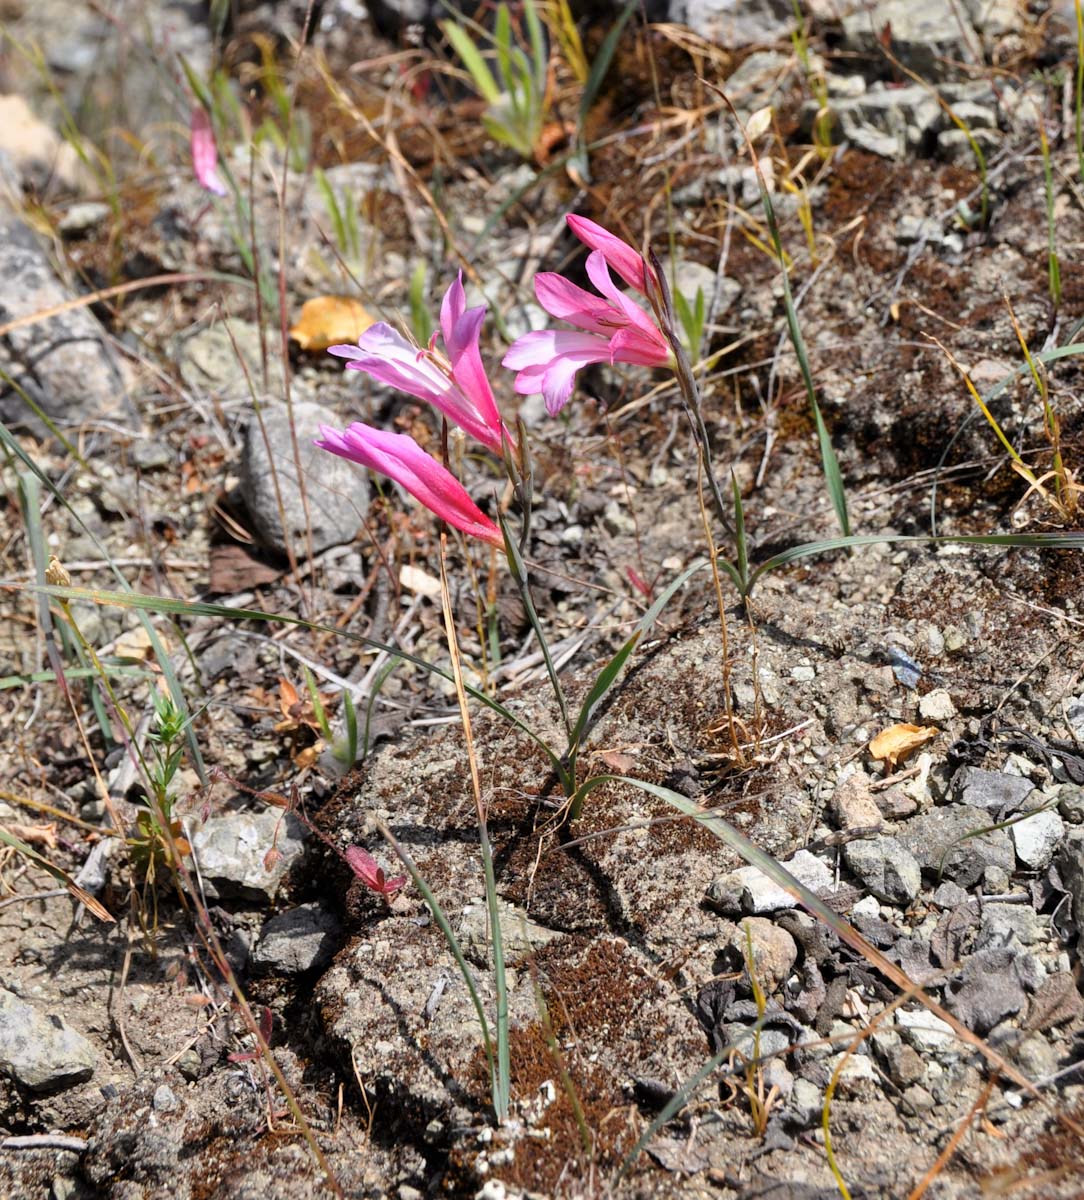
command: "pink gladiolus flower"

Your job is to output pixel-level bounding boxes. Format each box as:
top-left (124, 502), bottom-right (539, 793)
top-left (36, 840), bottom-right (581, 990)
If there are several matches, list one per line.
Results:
top-left (344, 846), bottom-right (407, 897)
top-left (565, 213), bottom-right (654, 296)
top-left (315, 422), bottom-right (503, 548)
top-left (502, 250), bottom-right (673, 416)
top-left (328, 273), bottom-right (512, 456)
top-left (190, 106), bottom-right (227, 197)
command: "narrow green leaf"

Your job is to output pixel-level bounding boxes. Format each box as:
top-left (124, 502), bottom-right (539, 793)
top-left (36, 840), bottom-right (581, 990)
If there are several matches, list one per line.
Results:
top-left (500, 514), bottom-right (571, 738)
top-left (374, 820), bottom-right (500, 1115)
top-left (21, 582), bottom-right (563, 774)
top-left (442, 20), bottom-right (502, 104)
top-left (745, 531), bottom-right (1084, 596)
top-left (574, 0), bottom-right (638, 180)
top-left (731, 473), bottom-right (749, 595)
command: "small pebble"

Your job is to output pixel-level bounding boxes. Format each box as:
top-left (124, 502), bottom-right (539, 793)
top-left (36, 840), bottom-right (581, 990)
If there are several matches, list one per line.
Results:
top-left (918, 688), bottom-right (955, 721)
top-left (1057, 785), bottom-right (1084, 824)
top-left (886, 1043), bottom-right (925, 1087)
top-left (153, 1083), bottom-right (179, 1112)
top-left (829, 773), bottom-right (883, 831)
top-left (901, 1084), bottom-right (935, 1114)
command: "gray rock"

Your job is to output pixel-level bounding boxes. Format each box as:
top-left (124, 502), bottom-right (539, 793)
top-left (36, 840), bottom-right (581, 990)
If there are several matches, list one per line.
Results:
top-left (459, 899), bottom-right (562, 968)
top-left (176, 320), bottom-right (284, 400)
top-left (901, 1084), bottom-right (935, 1115)
top-left (1014, 1033), bottom-right (1058, 1079)
top-left (931, 881), bottom-right (969, 908)
top-left (1011, 808), bottom-right (1065, 871)
top-left (828, 84), bottom-right (942, 160)
top-left (0, 196), bottom-right (133, 430)
top-left (885, 1042), bottom-right (925, 1087)
top-left (58, 201), bottom-right (111, 237)
top-left (918, 688), bottom-right (956, 722)
top-left (937, 126), bottom-right (1002, 166)
top-left (943, 947), bottom-right (1028, 1033)
top-left (252, 902), bottom-right (341, 974)
top-left (953, 767), bottom-right (1035, 815)
top-left (240, 400), bottom-right (369, 557)
top-left (1059, 785), bottom-right (1084, 824)
top-left (895, 1008), bottom-right (955, 1055)
top-left (152, 1083), bottom-right (179, 1112)
top-left (843, 0), bottom-right (980, 74)
top-left (788, 1076), bottom-right (822, 1127)
top-left (672, 0), bottom-right (795, 49)
top-left (898, 803), bottom-right (1015, 889)
top-left (976, 903), bottom-right (1044, 950)
top-left (842, 836), bottom-right (921, 905)
top-left (706, 849), bottom-right (833, 916)
top-left (0, 988), bottom-right (96, 1092)
top-left (1056, 829), bottom-right (1084, 934)
top-left (130, 440), bottom-right (174, 471)
top-left (829, 772), bottom-right (884, 831)
top-left (1068, 695), bottom-right (1084, 739)
top-left (188, 809), bottom-right (307, 901)
top-left (718, 1022), bottom-right (792, 1064)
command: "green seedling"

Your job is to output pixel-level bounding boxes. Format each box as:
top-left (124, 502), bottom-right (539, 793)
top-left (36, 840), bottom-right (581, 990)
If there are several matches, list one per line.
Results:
top-left (791, 0), bottom-right (832, 156)
top-left (673, 283), bottom-right (706, 365)
top-left (441, 0), bottom-right (550, 161)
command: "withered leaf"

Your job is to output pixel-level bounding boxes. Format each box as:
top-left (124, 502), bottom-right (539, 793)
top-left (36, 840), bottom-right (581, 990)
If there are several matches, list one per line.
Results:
top-left (289, 296), bottom-right (374, 352)
top-left (869, 722), bottom-right (939, 769)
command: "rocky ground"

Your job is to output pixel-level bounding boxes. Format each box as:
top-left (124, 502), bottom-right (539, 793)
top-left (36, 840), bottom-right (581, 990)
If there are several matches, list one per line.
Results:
top-left (2, 1), bottom-right (1084, 1198)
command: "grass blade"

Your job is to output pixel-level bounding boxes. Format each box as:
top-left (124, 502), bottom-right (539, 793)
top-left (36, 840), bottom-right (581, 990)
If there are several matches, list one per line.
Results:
top-left (565, 559), bottom-right (708, 802)
top-left (374, 819), bottom-right (499, 1113)
top-left (18, 581), bottom-right (564, 775)
top-left (579, 775), bottom-right (1082, 1125)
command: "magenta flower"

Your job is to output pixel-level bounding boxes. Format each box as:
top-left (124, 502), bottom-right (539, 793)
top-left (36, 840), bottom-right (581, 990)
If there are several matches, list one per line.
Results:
top-left (502, 250), bottom-right (673, 415)
top-left (315, 422), bottom-right (503, 548)
top-left (565, 214), bottom-right (654, 296)
top-left (344, 846), bottom-right (407, 898)
top-left (328, 273), bottom-right (512, 456)
top-left (190, 106), bottom-right (227, 197)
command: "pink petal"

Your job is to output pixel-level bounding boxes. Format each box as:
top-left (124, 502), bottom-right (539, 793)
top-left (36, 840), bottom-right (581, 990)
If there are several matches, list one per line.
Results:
top-left (584, 252), bottom-right (670, 346)
top-left (502, 329), bottom-right (604, 370)
top-left (315, 423), bottom-right (503, 547)
top-left (608, 325), bottom-right (672, 367)
top-left (190, 106), bottom-right (227, 197)
top-left (566, 214), bottom-right (648, 294)
top-left (541, 355), bottom-right (585, 415)
top-left (439, 272), bottom-right (468, 352)
top-left (533, 273), bottom-right (614, 334)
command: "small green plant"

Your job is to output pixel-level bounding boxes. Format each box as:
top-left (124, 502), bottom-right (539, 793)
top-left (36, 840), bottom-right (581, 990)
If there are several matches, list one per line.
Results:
top-left (673, 283), bottom-right (706, 365)
top-left (313, 167), bottom-right (363, 266)
top-left (741, 922), bottom-right (782, 1137)
top-left (791, 0), bottom-right (832, 156)
top-left (409, 261), bottom-right (435, 345)
top-left (1037, 111), bottom-right (1062, 306)
top-left (440, 0), bottom-right (550, 160)
top-left (1077, 0), bottom-right (1084, 181)
top-left (129, 687), bottom-right (194, 886)
top-left (931, 311), bottom-right (1080, 523)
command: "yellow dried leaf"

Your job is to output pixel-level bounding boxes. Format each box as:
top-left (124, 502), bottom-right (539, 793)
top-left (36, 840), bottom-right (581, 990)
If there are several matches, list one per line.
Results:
top-left (868, 723), bottom-right (938, 769)
top-left (289, 296), bottom-right (374, 352)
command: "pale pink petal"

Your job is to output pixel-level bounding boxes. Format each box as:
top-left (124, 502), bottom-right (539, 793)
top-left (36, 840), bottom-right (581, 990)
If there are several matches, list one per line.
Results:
top-left (439, 272), bottom-right (468, 353)
top-left (541, 355), bottom-right (591, 415)
top-left (583, 252), bottom-right (671, 348)
top-left (190, 106), bottom-right (227, 197)
top-left (533, 273), bottom-right (614, 334)
top-left (566, 213), bottom-right (648, 293)
top-left (502, 329), bottom-right (603, 370)
top-left (328, 324), bottom-right (451, 408)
